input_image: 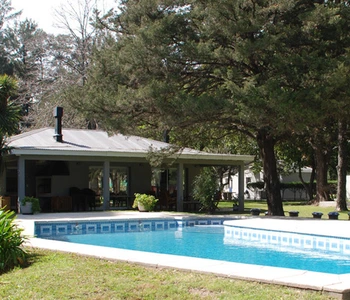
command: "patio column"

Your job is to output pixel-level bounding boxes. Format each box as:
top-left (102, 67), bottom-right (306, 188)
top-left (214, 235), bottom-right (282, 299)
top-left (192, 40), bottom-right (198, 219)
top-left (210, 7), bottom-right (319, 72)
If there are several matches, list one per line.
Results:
top-left (176, 163), bottom-right (184, 212)
top-left (102, 160), bottom-right (110, 210)
top-left (17, 156), bottom-right (25, 213)
top-left (238, 162), bottom-right (245, 211)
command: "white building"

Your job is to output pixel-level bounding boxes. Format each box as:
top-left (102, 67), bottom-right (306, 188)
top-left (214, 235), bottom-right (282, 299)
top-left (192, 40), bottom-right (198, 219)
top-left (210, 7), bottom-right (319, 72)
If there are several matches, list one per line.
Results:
top-left (223, 166), bottom-right (313, 201)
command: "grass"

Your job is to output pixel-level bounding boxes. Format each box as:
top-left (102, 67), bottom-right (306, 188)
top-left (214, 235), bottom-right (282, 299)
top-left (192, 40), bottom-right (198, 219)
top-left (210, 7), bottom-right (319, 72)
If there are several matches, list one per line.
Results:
top-left (218, 200), bottom-right (350, 220)
top-left (0, 249), bottom-right (337, 300)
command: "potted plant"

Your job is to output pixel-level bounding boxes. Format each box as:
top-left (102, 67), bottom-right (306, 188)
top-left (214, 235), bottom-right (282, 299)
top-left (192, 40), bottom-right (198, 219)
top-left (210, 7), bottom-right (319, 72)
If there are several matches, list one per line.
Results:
top-left (289, 210), bottom-right (299, 217)
top-left (312, 212), bottom-right (323, 219)
top-left (250, 208), bottom-right (261, 216)
top-left (328, 211), bottom-right (339, 220)
top-left (132, 193), bottom-right (158, 212)
top-left (21, 196), bottom-right (40, 215)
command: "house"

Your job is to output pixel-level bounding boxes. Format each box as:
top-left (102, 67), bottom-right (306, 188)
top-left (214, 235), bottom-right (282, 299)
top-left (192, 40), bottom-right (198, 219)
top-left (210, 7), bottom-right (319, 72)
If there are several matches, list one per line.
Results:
top-left (223, 166), bottom-right (313, 201)
top-left (2, 107), bottom-right (253, 213)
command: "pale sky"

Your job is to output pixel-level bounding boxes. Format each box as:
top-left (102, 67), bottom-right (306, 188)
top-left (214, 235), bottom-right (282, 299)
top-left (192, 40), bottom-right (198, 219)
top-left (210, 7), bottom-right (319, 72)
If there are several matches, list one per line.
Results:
top-left (11, 0), bottom-right (117, 35)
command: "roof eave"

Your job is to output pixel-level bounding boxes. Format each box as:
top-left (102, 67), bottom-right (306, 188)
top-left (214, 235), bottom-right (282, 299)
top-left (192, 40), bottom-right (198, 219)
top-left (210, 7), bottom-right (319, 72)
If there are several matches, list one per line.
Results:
top-left (9, 149), bottom-right (254, 164)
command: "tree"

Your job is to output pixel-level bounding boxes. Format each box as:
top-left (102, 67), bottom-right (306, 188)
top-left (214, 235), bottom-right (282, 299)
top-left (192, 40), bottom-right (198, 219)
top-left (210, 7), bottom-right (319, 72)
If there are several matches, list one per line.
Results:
top-left (4, 20), bottom-right (48, 99)
top-left (26, 0), bottom-right (112, 130)
top-left (292, 1), bottom-right (350, 206)
top-left (192, 167), bottom-right (220, 213)
top-left (75, 0), bottom-right (350, 215)
top-left (0, 0), bottom-right (21, 75)
top-left (276, 136), bottom-right (316, 202)
top-left (0, 74), bottom-right (21, 155)
top-left (76, 0), bottom-right (293, 215)
top-left (336, 120), bottom-right (348, 210)
top-left (53, 0), bottom-right (98, 86)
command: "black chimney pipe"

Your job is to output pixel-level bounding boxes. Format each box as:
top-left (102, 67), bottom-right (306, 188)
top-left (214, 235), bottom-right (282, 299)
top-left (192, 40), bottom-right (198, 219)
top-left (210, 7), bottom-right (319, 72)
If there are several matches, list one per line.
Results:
top-left (53, 107), bottom-right (63, 142)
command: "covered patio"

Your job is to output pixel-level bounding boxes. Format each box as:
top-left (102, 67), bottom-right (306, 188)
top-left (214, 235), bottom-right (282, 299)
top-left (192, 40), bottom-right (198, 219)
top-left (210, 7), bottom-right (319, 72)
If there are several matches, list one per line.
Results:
top-left (3, 114), bottom-right (253, 213)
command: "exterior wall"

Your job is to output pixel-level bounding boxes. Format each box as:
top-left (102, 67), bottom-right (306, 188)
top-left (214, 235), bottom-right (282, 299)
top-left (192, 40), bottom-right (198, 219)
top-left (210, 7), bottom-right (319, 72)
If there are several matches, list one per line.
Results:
top-left (346, 175), bottom-right (350, 200)
top-left (224, 167), bottom-right (313, 201)
top-left (68, 161), bottom-right (90, 190)
top-left (51, 162), bottom-right (90, 196)
top-left (129, 163), bottom-right (152, 195)
top-left (280, 169), bottom-right (312, 200)
top-left (223, 169), bottom-right (262, 200)
top-left (36, 161), bottom-right (90, 198)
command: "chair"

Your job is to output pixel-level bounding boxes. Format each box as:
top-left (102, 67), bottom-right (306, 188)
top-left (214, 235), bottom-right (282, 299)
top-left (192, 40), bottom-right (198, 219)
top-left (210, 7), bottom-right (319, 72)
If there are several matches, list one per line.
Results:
top-left (81, 188), bottom-right (97, 211)
top-left (160, 191), bottom-right (176, 211)
top-left (70, 187), bottom-right (85, 211)
top-left (51, 196), bottom-right (72, 212)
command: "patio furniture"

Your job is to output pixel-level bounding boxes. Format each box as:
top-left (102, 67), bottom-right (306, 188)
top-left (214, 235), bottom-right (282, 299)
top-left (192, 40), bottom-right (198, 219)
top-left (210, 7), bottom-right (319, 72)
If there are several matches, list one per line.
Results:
top-left (183, 196), bottom-right (201, 212)
top-left (70, 187), bottom-right (97, 211)
top-left (81, 188), bottom-right (97, 211)
top-left (159, 191), bottom-right (176, 211)
top-left (51, 196), bottom-right (72, 212)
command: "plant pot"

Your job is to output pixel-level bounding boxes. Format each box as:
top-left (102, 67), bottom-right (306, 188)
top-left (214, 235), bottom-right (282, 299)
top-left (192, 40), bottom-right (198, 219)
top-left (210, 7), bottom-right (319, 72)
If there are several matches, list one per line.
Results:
top-left (138, 203), bottom-right (148, 212)
top-left (312, 212), bottom-right (323, 219)
top-left (21, 203), bottom-right (33, 215)
top-left (250, 208), bottom-right (260, 216)
top-left (328, 212), bottom-right (339, 220)
top-left (289, 211), bottom-right (299, 217)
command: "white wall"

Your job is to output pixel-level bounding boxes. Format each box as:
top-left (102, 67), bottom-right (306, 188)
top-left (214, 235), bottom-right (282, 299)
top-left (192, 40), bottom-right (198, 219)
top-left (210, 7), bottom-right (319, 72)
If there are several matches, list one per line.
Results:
top-left (223, 167), bottom-right (313, 200)
top-left (346, 175), bottom-right (350, 200)
top-left (41, 161), bottom-right (90, 197)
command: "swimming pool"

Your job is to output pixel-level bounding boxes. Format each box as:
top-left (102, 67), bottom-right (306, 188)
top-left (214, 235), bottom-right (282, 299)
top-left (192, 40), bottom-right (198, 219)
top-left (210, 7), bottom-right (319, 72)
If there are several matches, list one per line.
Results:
top-left (35, 217), bottom-right (350, 275)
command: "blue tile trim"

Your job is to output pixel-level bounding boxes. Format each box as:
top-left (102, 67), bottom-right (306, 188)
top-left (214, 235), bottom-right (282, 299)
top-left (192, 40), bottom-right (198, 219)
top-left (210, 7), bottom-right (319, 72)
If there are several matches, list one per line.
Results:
top-left (224, 225), bottom-right (350, 254)
top-left (34, 217), bottom-right (230, 237)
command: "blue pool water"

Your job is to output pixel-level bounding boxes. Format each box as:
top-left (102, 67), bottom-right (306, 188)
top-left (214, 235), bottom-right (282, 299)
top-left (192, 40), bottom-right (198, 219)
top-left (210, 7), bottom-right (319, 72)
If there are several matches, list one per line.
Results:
top-left (43, 225), bottom-right (350, 274)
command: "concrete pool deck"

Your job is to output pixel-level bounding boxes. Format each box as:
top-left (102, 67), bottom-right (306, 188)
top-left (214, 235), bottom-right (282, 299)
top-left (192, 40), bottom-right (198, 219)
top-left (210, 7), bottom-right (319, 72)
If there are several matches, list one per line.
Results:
top-left (16, 212), bottom-right (350, 300)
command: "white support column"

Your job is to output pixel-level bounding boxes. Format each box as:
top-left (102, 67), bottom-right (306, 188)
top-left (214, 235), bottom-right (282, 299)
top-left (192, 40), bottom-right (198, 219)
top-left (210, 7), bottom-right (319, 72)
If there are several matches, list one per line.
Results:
top-left (176, 163), bottom-right (184, 212)
top-left (238, 162), bottom-right (245, 211)
top-left (103, 161), bottom-right (110, 210)
top-left (17, 156), bottom-right (25, 213)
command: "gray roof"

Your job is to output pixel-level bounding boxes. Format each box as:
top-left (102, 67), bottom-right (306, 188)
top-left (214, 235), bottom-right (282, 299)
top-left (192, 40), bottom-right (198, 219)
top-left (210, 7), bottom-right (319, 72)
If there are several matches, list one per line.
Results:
top-left (8, 128), bottom-right (253, 164)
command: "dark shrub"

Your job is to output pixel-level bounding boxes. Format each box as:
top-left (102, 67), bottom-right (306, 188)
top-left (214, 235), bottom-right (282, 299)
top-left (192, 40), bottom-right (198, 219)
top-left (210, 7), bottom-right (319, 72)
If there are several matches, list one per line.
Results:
top-left (0, 209), bottom-right (27, 273)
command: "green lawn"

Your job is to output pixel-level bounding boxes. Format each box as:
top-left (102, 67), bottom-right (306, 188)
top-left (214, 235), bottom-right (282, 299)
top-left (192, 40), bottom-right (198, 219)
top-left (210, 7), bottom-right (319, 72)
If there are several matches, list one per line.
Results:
top-left (218, 200), bottom-right (350, 220)
top-left (0, 249), bottom-right (337, 300)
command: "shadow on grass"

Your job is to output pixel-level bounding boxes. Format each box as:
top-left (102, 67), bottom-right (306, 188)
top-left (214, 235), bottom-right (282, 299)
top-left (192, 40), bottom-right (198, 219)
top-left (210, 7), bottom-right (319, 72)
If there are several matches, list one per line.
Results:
top-left (0, 248), bottom-right (44, 276)
top-left (282, 201), bottom-right (309, 206)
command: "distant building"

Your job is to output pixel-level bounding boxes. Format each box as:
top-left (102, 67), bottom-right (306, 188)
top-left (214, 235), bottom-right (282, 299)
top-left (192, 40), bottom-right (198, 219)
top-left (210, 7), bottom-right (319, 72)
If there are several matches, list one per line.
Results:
top-left (223, 166), bottom-right (313, 201)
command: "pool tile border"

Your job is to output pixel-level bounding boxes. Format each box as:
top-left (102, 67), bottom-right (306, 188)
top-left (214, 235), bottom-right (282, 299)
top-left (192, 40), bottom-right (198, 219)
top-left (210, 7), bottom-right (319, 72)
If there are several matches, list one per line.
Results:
top-left (224, 225), bottom-right (350, 255)
top-left (34, 217), bottom-right (231, 237)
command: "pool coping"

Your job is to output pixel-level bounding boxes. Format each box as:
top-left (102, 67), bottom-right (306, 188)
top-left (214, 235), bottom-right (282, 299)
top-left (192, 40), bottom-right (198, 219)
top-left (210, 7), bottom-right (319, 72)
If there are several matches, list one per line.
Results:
top-left (16, 212), bottom-right (350, 300)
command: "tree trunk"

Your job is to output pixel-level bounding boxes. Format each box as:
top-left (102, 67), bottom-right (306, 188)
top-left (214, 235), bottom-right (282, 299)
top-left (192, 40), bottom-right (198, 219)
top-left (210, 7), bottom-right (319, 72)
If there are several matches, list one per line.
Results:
top-left (298, 158), bottom-right (316, 202)
top-left (314, 147), bottom-right (331, 203)
top-left (336, 120), bottom-right (348, 211)
top-left (256, 129), bottom-right (284, 216)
